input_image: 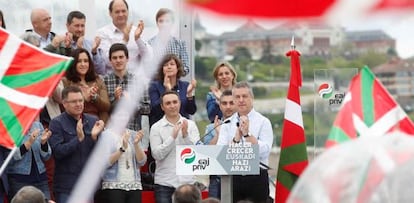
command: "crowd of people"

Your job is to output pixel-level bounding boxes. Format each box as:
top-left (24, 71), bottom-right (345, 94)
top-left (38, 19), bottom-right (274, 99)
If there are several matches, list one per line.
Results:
top-left (0, 0), bottom-right (274, 202)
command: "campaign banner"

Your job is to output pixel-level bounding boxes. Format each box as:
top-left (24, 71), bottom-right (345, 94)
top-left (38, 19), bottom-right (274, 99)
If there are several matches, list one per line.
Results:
top-left (314, 68), bottom-right (358, 148)
top-left (176, 143), bottom-right (259, 175)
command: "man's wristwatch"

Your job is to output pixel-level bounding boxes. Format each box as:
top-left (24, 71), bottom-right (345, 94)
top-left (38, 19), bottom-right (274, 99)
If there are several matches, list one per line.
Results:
top-left (119, 147), bottom-right (125, 153)
top-left (243, 133), bottom-right (251, 138)
top-left (233, 137), bottom-right (240, 143)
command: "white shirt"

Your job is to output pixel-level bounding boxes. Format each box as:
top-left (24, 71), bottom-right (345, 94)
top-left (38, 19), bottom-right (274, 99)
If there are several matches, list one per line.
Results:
top-left (150, 115), bottom-right (200, 188)
top-left (32, 31), bottom-right (53, 49)
top-left (217, 109), bottom-right (274, 165)
top-left (97, 23), bottom-right (153, 74)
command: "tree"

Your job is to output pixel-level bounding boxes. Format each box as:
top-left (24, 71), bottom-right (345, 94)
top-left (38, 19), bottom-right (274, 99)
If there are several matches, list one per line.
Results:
top-left (260, 37), bottom-right (274, 64)
top-left (232, 46), bottom-right (252, 62)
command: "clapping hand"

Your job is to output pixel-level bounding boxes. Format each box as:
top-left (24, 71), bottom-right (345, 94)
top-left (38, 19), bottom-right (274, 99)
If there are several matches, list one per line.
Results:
top-left (122, 130), bottom-right (131, 150)
top-left (122, 23), bottom-right (133, 43)
top-left (187, 79), bottom-right (197, 97)
top-left (29, 129), bottom-right (40, 144)
top-left (76, 36), bottom-right (85, 49)
top-left (210, 86), bottom-right (222, 100)
top-left (91, 120), bottom-right (105, 141)
top-left (92, 36), bottom-right (101, 54)
top-left (134, 130), bottom-right (144, 145)
top-left (40, 129), bottom-right (52, 145)
top-left (164, 75), bottom-right (172, 90)
top-left (134, 20), bottom-right (144, 41)
top-left (181, 119), bottom-right (189, 138)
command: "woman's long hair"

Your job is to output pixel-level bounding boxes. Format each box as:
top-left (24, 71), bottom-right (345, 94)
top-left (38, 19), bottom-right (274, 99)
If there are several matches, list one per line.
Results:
top-left (66, 48), bottom-right (98, 83)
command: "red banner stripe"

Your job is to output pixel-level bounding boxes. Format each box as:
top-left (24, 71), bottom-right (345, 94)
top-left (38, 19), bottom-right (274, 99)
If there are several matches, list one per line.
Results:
top-left (14, 73), bottom-right (64, 97)
top-left (280, 120), bottom-right (305, 148)
top-left (0, 118), bottom-right (16, 149)
top-left (5, 44), bottom-right (66, 76)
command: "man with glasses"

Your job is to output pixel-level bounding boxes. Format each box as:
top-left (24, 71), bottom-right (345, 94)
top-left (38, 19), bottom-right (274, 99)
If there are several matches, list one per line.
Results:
top-left (48, 86), bottom-right (104, 203)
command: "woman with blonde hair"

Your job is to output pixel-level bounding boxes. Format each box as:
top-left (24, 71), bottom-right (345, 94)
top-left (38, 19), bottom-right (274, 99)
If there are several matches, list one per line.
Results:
top-left (206, 61), bottom-right (237, 123)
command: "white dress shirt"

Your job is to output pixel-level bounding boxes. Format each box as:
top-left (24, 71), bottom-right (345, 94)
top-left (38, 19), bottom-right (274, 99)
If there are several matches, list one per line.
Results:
top-left (150, 115), bottom-right (200, 188)
top-left (217, 109), bottom-right (274, 165)
top-left (97, 23), bottom-right (153, 74)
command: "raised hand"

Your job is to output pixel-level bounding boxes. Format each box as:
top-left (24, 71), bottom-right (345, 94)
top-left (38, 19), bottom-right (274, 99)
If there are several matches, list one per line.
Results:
top-left (40, 129), bottom-right (52, 145)
top-left (51, 35), bottom-right (66, 48)
top-left (181, 119), bottom-right (188, 138)
top-left (164, 75), bottom-right (172, 90)
top-left (91, 120), bottom-right (105, 140)
top-left (64, 32), bottom-right (73, 48)
top-left (29, 129), bottom-right (40, 144)
top-left (134, 20), bottom-right (144, 41)
top-left (122, 23), bottom-right (133, 43)
top-left (134, 130), bottom-right (144, 145)
top-left (114, 86), bottom-right (123, 100)
top-left (187, 79), bottom-right (197, 97)
top-left (238, 115), bottom-right (249, 136)
top-left (213, 115), bottom-right (220, 134)
top-left (210, 86), bottom-right (222, 100)
top-left (92, 36), bottom-right (101, 54)
top-left (122, 130), bottom-right (131, 150)
top-left (89, 83), bottom-right (99, 101)
top-left (172, 122), bottom-right (181, 139)
top-left (76, 36), bottom-right (85, 49)
top-left (76, 118), bottom-right (85, 142)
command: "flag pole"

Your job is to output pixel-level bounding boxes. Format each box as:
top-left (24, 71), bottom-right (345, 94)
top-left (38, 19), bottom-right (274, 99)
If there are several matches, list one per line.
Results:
top-left (291, 36), bottom-right (296, 50)
top-left (0, 147), bottom-right (18, 176)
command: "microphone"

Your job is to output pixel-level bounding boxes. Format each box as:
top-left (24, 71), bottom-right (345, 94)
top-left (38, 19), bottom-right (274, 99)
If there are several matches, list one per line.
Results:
top-left (196, 119), bottom-right (231, 145)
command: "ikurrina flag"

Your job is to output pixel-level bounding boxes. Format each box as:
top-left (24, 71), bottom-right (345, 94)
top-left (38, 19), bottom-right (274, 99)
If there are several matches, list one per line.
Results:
top-left (185, 0), bottom-right (414, 18)
top-left (326, 66), bottom-right (414, 147)
top-left (276, 44), bottom-right (308, 203)
top-left (0, 28), bottom-right (72, 149)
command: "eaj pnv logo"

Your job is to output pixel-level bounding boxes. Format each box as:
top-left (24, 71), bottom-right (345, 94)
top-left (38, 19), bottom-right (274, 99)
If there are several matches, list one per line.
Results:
top-left (181, 148), bottom-right (196, 164)
top-left (317, 83), bottom-right (346, 106)
top-left (318, 83), bottom-right (333, 99)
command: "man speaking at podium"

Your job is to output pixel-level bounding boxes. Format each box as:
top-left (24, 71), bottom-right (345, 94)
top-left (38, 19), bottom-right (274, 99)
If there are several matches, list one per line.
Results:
top-left (217, 81), bottom-right (274, 203)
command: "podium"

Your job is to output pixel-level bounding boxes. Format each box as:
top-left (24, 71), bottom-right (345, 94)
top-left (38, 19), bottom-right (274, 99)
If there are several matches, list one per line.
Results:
top-left (176, 143), bottom-right (259, 202)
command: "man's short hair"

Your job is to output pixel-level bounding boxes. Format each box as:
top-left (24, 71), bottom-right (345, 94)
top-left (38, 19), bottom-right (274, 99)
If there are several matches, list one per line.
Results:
top-left (233, 81), bottom-right (254, 98)
top-left (201, 197), bottom-right (220, 203)
top-left (11, 186), bottom-right (46, 203)
top-left (61, 86), bottom-right (82, 101)
top-left (160, 91), bottom-right (179, 105)
top-left (109, 43), bottom-right (129, 60)
top-left (155, 8), bottom-right (174, 23)
top-left (220, 89), bottom-right (233, 100)
top-left (108, 0), bottom-right (129, 12)
top-left (172, 184), bottom-right (202, 203)
top-left (66, 10), bottom-right (85, 24)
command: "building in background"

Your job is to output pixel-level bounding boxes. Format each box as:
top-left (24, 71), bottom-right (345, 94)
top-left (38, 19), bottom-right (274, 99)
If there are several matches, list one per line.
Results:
top-left (374, 58), bottom-right (414, 112)
top-left (195, 18), bottom-right (396, 60)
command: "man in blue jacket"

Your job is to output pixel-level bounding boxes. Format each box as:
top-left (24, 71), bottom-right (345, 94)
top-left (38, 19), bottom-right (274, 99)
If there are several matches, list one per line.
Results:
top-left (49, 86), bottom-right (104, 203)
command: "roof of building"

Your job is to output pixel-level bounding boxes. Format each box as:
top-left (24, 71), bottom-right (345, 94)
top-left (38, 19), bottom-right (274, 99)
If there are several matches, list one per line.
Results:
top-left (374, 58), bottom-right (414, 73)
top-left (346, 30), bottom-right (394, 42)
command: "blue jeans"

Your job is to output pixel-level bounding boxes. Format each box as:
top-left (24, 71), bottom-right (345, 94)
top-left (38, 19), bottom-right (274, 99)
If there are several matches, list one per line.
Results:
top-left (154, 184), bottom-right (175, 203)
top-left (55, 192), bottom-right (69, 203)
top-left (208, 175), bottom-right (221, 199)
top-left (8, 178), bottom-right (50, 201)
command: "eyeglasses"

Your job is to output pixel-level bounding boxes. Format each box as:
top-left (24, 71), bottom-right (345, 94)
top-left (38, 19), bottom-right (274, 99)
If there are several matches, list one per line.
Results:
top-left (65, 99), bottom-right (84, 104)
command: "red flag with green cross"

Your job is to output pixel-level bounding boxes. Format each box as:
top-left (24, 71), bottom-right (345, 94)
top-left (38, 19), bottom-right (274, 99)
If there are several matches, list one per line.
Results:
top-left (276, 40), bottom-right (308, 203)
top-left (326, 66), bottom-right (414, 147)
top-left (0, 28), bottom-right (72, 149)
